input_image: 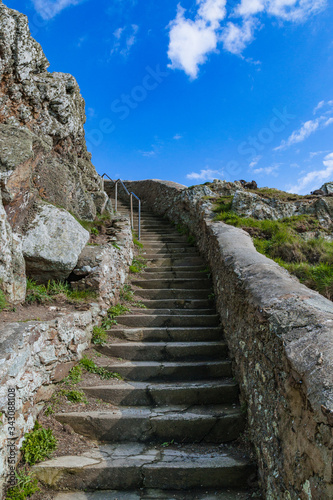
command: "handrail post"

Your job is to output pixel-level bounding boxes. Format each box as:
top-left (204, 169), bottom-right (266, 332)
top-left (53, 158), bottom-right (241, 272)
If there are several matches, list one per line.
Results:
top-left (130, 194), bottom-right (134, 230)
top-left (115, 181), bottom-right (118, 212)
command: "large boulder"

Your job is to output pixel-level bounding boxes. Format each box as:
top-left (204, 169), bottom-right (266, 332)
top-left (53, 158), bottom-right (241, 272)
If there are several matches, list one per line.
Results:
top-left (0, 2), bottom-right (108, 232)
top-left (320, 182), bottom-right (333, 195)
top-left (22, 204), bottom-right (90, 283)
top-left (0, 195), bottom-right (26, 303)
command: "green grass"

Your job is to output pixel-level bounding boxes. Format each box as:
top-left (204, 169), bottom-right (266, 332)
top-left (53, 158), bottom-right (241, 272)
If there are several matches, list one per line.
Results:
top-left (64, 390), bottom-right (87, 404)
top-left (67, 365), bottom-right (82, 384)
top-left (92, 326), bottom-right (108, 345)
top-left (129, 256), bottom-right (147, 273)
top-left (80, 355), bottom-right (122, 380)
top-left (25, 279), bottom-right (97, 304)
top-left (120, 284), bottom-right (134, 302)
top-left (0, 289), bottom-right (8, 311)
top-left (214, 207), bottom-right (333, 300)
top-left (6, 470), bottom-right (39, 500)
top-left (102, 304), bottom-right (131, 328)
top-left (21, 422), bottom-right (57, 466)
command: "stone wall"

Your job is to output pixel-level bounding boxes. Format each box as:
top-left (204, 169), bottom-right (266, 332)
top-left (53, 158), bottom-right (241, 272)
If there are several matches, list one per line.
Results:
top-left (0, 216), bottom-right (134, 497)
top-left (124, 179), bottom-right (333, 500)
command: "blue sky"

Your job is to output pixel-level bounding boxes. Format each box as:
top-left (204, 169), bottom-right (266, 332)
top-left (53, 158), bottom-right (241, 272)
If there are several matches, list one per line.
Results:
top-left (5, 0), bottom-right (333, 193)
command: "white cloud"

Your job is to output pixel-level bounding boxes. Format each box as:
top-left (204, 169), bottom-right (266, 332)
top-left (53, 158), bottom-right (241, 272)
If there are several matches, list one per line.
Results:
top-left (235, 0), bottom-right (265, 17)
top-left (249, 155), bottom-right (262, 168)
top-left (187, 168), bottom-right (224, 181)
top-left (313, 100), bottom-right (325, 114)
top-left (221, 18), bottom-right (257, 55)
top-left (167, 2), bottom-right (226, 79)
top-left (275, 119), bottom-right (320, 150)
top-left (265, 0), bottom-right (326, 22)
top-left (111, 24), bottom-right (139, 58)
top-left (288, 152), bottom-right (333, 194)
top-left (32, 0), bottom-right (84, 20)
top-left (275, 113), bottom-right (333, 151)
top-left (253, 164), bottom-right (279, 175)
top-left (167, 0), bottom-right (327, 78)
top-left (140, 150), bottom-right (156, 158)
top-left (173, 134), bottom-right (183, 140)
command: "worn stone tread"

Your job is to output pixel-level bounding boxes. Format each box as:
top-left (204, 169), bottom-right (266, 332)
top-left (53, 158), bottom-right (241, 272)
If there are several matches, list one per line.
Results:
top-left (54, 490), bottom-right (251, 499)
top-left (116, 315), bottom-right (219, 328)
top-left (99, 359), bottom-right (232, 380)
top-left (108, 326), bottom-right (222, 342)
top-left (97, 341), bottom-right (227, 361)
top-left (34, 443), bottom-right (254, 491)
top-left (81, 379), bottom-right (238, 405)
top-left (55, 405), bottom-right (244, 443)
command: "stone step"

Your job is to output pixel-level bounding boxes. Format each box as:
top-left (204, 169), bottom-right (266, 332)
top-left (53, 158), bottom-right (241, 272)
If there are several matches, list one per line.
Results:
top-left (140, 234), bottom-right (187, 239)
top-left (82, 380), bottom-right (238, 406)
top-left (97, 341), bottom-right (226, 361)
top-left (142, 244), bottom-right (195, 251)
top-left (131, 279), bottom-right (212, 290)
top-left (140, 230), bottom-right (182, 235)
top-left (34, 443), bottom-right (254, 492)
top-left (109, 326), bottom-right (222, 342)
top-left (144, 266), bottom-right (207, 273)
top-left (144, 254), bottom-right (204, 262)
top-left (99, 360), bottom-right (232, 381)
top-left (53, 489), bottom-right (252, 499)
top-left (143, 247), bottom-right (198, 254)
top-left (55, 405), bottom-right (244, 443)
top-left (140, 271), bottom-right (210, 279)
top-left (134, 289), bottom-right (213, 300)
top-left (129, 308), bottom-right (216, 316)
top-left (116, 314), bottom-right (219, 328)
top-left (138, 299), bottom-right (213, 309)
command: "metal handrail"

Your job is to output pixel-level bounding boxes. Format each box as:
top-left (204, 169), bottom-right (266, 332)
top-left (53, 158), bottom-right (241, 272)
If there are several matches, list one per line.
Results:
top-left (101, 173), bottom-right (141, 240)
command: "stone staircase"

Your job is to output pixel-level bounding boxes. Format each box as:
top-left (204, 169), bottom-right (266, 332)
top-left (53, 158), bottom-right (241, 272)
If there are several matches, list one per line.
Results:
top-left (34, 203), bottom-right (256, 499)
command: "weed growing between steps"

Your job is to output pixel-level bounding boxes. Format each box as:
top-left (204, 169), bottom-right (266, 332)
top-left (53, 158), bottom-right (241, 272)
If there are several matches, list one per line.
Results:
top-left (91, 325), bottom-right (108, 345)
top-left (129, 256), bottom-right (147, 273)
top-left (102, 304), bottom-right (131, 328)
top-left (80, 355), bottom-right (122, 380)
top-left (214, 199), bottom-right (333, 300)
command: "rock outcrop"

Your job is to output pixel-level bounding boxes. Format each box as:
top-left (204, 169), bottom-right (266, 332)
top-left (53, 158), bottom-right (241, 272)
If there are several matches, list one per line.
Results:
top-left (0, 1), bottom-right (108, 234)
top-left (0, 194), bottom-right (26, 303)
top-left (22, 203), bottom-right (90, 283)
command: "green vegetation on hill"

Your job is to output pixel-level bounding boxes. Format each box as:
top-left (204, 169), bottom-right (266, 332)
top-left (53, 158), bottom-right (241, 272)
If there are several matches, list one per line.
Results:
top-left (214, 197), bottom-right (333, 300)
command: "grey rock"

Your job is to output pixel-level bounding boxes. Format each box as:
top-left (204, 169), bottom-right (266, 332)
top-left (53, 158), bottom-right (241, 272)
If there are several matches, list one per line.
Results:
top-left (22, 203), bottom-right (89, 282)
top-left (0, 194), bottom-right (26, 303)
top-left (320, 182), bottom-right (333, 195)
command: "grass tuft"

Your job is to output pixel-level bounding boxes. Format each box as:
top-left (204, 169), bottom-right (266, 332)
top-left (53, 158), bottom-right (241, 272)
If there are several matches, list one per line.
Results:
top-left (21, 422), bottom-right (57, 466)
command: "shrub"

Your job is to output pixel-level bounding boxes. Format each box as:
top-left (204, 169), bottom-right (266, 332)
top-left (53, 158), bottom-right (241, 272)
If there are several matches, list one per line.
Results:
top-left (21, 422), bottom-right (57, 465)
